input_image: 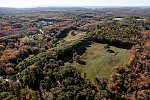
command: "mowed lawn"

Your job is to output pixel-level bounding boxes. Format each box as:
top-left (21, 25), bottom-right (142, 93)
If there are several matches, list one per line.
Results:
top-left (70, 42), bottom-right (129, 81)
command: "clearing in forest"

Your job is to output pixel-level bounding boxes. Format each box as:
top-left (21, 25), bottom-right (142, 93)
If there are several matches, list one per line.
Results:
top-left (70, 42), bottom-right (129, 81)
top-left (113, 18), bottom-right (124, 21)
top-left (64, 30), bottom-right (84, 41)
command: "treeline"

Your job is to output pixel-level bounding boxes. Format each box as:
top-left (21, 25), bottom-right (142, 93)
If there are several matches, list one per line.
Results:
top-left (91, 33), bottom-right (136, 49)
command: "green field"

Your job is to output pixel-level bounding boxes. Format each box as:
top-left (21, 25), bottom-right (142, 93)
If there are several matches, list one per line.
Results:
top-left (64, 31), bottom-right (84, 41)
top-left (136, 19), bottom-right (146, 21)
top-left (113, 18), bottom-right (124, 21)
top-left (64, 34), bottom-right (79, 41)
top-left (67, 42), bottom-right (129, 81)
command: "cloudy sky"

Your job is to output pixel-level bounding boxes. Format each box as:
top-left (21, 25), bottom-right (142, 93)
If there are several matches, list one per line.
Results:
top-left (0, 0), bottom-right (150, 8)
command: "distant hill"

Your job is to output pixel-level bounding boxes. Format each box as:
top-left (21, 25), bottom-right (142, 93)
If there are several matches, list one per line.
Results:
top-left (83, 6), bottom-right (150, 9)
top-left (0, 6), bottom-right (150, 14)
top-left (0, 7), bottom-right (18, 13)
top-left (0, 7), bottom-right (89, 14)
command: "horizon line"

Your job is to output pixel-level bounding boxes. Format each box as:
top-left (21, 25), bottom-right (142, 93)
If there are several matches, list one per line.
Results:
top-left (0, 5), bottom-right (150, 9)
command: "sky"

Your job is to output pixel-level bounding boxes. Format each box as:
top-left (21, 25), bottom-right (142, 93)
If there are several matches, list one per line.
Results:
top-left (0, 0), bottom-right (150, 8)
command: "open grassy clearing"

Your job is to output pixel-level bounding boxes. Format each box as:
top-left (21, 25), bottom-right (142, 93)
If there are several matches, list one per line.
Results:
top-left (67, 42), bottom-right (129, 81)
top-left (136, 18), bottom-right (146, 21)
top-left (64, 30), bottom-right (84, 41)
top-left (113, 18), bottom-right (124, 21)
top-left (64, 34), bottom-right (80, 41)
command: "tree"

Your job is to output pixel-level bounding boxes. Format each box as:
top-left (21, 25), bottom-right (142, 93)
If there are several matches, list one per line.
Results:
top-left (104, 44), bottom-right (110, 49)
top-left (20, 88), bottom-right (40, 100)
top-left (75, 55), bottom-right (85, 65)
top-left (5, 67), bottom-right (14, 75)
top-left (19, 66), bottom-right (44, 90)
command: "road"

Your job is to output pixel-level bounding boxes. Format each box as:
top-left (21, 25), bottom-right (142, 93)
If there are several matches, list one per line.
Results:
top-left (39, 29), bottom-right (44, 34)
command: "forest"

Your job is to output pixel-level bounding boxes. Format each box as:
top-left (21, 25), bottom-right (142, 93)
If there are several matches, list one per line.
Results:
top-left (0, 7), bottom-right (150, 99)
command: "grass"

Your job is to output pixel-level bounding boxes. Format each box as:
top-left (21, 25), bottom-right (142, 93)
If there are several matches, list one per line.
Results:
top-left (64, 34), bottom-right (79, 41)
top-left (21, 36), bottom-right (34, 41)
top-left (113, 18), bottom-right (124, 21)
top-left (136, 19), bottom-right (146, 21)
top-left (67, 42), bottom-right (129, 81)
top-left (64, 31), bottom-right (84, 41)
